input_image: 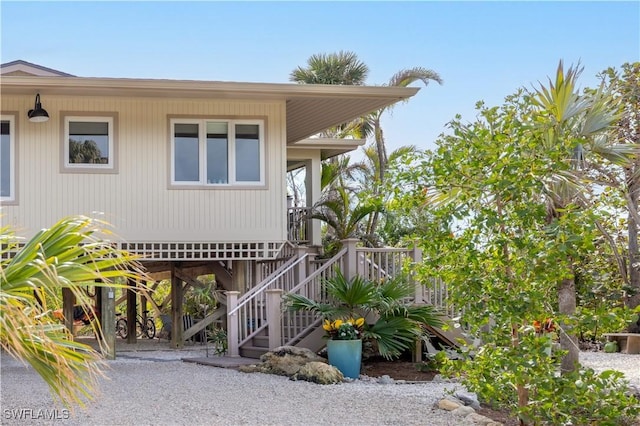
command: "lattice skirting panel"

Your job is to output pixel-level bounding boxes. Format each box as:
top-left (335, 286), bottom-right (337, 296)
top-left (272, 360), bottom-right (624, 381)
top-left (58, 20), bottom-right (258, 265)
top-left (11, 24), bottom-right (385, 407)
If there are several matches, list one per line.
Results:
top-left (118, 241), bottom-right (287, 261)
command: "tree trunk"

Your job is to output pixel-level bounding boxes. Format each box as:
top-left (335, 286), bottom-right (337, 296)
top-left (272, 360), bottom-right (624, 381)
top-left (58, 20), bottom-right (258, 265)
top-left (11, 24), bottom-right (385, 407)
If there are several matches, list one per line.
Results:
top-left (559, 274), bottom-right (579, 373)
top-left (626, 176), bottom-right (640, 313)
top-left (368, 119), bottom-right (386, 244)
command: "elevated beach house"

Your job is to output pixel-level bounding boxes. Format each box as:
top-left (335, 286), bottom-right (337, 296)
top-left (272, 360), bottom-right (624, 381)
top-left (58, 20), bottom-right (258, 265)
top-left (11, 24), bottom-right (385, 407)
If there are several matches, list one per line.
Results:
top-left (1, 60), bottom-right (445, 357)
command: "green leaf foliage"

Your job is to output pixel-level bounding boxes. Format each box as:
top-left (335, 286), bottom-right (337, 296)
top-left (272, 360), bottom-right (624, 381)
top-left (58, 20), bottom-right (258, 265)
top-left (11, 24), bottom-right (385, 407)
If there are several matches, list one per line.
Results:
top-left (387, 60), bottom-right (636, 420)
top-left (284, 269), bottom-right (441, 359)
top-left (1, 215), bottom-right (146, 408)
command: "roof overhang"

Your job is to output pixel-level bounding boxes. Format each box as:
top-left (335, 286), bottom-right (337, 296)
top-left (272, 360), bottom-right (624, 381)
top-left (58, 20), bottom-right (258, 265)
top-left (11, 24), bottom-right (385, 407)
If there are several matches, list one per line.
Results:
top-left (0, 75), bottom-right (418, 144)
top-left (287, 138), bottom-right (366, 171)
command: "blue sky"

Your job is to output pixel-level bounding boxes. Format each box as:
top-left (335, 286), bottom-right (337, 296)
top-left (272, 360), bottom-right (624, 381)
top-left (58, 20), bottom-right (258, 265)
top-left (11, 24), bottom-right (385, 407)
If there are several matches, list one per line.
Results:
top-left (2, 1), bottom-right (638, 153)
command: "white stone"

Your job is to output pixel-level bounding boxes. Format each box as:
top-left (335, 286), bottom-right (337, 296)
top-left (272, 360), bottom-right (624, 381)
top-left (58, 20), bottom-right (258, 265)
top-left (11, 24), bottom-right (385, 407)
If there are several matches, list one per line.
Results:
top-left (438, 398), bottom-right (461, 411)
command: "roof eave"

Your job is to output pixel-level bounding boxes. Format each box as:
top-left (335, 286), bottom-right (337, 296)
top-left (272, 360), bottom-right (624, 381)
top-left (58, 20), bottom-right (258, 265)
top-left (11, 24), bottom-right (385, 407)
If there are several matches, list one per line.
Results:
top-left (0, 75), bottom-right (419, 144)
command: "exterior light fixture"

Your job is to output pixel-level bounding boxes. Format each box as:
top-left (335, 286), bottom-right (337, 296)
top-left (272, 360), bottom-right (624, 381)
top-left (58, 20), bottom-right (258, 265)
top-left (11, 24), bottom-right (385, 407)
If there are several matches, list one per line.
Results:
top-left (27, 93), bottom-right (49, 122)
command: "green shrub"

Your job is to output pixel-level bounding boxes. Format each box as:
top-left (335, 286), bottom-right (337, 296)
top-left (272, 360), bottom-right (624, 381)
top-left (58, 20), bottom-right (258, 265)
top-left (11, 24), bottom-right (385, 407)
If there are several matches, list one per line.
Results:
top-left (441, 340), bottom-right (640, 425)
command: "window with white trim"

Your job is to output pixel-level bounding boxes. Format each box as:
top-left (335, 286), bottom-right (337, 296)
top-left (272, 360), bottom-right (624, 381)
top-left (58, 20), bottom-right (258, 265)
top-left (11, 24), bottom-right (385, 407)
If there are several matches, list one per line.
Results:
top-left (64, 116), bottom-right (115, 170)
top-left (1, 115), bottom-right (15, 202)
top-left (171, 119), bottom-right (264, 186)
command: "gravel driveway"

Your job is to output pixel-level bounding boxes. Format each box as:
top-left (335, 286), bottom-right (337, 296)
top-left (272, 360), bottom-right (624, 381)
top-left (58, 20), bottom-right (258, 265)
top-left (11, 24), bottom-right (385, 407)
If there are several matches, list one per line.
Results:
top-left (1, 348), bottom-right (638, 426)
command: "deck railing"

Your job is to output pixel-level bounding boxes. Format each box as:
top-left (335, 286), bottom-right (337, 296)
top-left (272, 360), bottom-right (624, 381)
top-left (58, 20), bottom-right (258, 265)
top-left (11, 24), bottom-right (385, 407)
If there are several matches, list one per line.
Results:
top-left (227, 254), bottom-right (308, 353)
top-left (281, 248), bottom-right (348, 346)
top-left (287, 207), bottom-right (311, 245)
top-left (418, 276), bottom-right (465, 320)
top-left (356, 247), bottom-right (414, 282)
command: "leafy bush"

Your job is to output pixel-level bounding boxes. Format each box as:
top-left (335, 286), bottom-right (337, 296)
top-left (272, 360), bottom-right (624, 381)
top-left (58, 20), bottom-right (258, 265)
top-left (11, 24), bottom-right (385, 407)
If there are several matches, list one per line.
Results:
top-left (520, 368), bottom-right (639, 425)
top-left (441, 340), bottom-right (639, 425)
top-left (207, 328), bottom-right (228, 356)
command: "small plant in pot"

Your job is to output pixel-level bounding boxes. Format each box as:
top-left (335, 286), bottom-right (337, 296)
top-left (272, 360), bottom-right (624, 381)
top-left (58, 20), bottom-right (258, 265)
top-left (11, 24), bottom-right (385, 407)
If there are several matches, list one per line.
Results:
top-left (323, 318), bottom-right (365, 340)
top-left (320, 317), bottom-right (366, 378)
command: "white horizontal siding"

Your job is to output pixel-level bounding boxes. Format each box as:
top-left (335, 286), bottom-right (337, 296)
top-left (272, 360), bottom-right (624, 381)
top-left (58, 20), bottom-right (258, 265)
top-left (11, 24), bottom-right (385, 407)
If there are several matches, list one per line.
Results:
top-left (0, 95), bottom-right (287, 243)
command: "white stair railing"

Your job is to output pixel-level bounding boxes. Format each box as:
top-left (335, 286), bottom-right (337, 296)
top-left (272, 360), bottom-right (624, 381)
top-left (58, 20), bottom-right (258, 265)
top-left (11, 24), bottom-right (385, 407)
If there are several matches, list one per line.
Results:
top-left (227, 254), bottom-right (308, 353)
top-left (282, 248), bottom-right (348, 346)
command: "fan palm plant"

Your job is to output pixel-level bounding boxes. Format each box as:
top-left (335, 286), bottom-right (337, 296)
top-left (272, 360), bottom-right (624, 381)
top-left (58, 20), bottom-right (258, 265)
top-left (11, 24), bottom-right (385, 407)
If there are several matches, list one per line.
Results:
top-left (0, 215), bottom-right (146, 407)
top-left (284, 269), bottom-right (442, 359)
top-left (290, 50), bottom-right (369, 86)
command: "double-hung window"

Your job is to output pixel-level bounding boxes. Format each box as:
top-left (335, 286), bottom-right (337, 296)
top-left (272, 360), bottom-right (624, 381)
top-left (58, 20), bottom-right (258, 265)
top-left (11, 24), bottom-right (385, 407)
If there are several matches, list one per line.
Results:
top-left (171, 119), bottom-right (264, 186)
top-left (63, 115), bottom-right (116, 172)
top-left (1, 115), bottom-right (16, 203)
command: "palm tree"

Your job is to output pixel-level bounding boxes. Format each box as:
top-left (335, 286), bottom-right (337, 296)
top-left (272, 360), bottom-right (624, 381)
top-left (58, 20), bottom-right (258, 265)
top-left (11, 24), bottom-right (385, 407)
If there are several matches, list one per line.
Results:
top-left (321, 154), bottom-right (366, 193)
top-left (290, 51), bottom-right (369, 86)
top-left (532, 61), bottom-right (635, 373)
top-left (312, 185), bottom-right (382, 254)
top-left (358, 144), bottom-right (419, 244)
top-left (291, 52), bottom-right (442, 245)
top-left (348, 67), bottom-right (442, 182)
top-left (600, 63), bottom-right (640, 315)
top-left (1, 215), bottom-right (146, 406)
top-left (284, 269), bottom-right (442, 359)
top-left (290, 51), bottom-right (369, 139)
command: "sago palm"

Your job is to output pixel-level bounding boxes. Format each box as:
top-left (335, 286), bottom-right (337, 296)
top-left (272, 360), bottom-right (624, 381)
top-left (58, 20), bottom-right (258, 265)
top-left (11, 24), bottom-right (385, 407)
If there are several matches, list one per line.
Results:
top-left (0, 215), bottom-right (146, 407)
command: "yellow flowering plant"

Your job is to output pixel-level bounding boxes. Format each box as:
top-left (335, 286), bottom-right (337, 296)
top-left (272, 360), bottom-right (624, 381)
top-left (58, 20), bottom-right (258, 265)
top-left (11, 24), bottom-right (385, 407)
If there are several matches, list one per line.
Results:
top-left (322, 317), bottom-right (365, 340)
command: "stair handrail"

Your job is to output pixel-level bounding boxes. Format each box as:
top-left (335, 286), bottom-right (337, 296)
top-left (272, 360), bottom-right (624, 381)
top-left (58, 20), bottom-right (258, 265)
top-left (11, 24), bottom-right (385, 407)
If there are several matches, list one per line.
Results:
top-left (282, 248), bottom-right (348, 347)
top-left (286, 247), bottom-right (347, 296)
top-left (228, 253), bottom-right (308, 316)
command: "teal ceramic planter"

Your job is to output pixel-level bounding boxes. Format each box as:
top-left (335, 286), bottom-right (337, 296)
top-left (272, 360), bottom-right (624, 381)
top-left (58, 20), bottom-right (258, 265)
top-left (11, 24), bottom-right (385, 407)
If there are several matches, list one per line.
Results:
top-left (326, 339), bottom-right (362, 379)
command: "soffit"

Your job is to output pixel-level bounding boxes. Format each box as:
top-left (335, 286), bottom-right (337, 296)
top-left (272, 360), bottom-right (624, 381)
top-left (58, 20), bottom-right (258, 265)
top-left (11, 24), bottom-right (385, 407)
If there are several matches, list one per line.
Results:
top-left (0, 75), bottom-right (418, 144)
top-left (287, 138), bottom-right (366, 171)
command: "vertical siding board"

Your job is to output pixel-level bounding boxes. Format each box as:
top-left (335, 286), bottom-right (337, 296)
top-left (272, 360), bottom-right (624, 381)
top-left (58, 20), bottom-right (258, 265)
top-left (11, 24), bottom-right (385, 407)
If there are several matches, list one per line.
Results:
top-left (1, 95), bottom-right (287, 243)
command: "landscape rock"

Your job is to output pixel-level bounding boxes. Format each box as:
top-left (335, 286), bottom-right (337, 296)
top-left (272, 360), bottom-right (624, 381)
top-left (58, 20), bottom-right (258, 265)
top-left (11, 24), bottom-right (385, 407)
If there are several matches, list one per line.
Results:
top-left (444, 395), bottom-right (465, 406)
top-left (462, 412), bottom-right (502, 425)
top-left (455, 390), bottom-right (481, 409)
top-left (291, 361), bottom-right (343, 384)
top-left (438, 398), bottom-right (462, 411)
top-left (377, 375), bottom-right (394, 385)
top-left (452, 405), bottom-right (476, 417)
top-left (627, 384), bottom-right (640, 400)
top-left (238, 346), bottom-right (327, 377)
top-left (432, 374), bottom-right (455, 383)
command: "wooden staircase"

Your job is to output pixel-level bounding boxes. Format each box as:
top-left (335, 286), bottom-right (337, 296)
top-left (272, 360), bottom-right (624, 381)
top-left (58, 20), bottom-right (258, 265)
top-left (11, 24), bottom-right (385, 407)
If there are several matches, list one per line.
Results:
top-left (226, 240), bottom-right (469, 359)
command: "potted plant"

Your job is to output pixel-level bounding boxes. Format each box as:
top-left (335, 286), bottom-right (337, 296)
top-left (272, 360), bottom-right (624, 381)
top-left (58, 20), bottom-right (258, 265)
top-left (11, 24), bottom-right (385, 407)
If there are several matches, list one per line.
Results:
top-left (284, 269), bottom-right (442, 377)
top-left (322, 317), bottom-right (365, 378)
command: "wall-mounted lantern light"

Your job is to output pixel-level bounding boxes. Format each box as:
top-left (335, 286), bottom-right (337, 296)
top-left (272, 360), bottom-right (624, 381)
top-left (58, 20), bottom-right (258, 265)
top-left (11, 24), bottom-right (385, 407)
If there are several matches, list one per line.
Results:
top-left (27, 93), bottom-right (49, 122)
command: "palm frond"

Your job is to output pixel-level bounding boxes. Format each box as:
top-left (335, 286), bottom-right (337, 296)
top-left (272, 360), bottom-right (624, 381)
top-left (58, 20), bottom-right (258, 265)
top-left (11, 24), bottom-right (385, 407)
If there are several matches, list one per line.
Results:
top-left (387, 67), bottom-right (443, 88)
top-left (364, 317), bottom-right (421, 359)
top-left (290, 51), bottom-right (369, 85)
top-left (1, 215), bottom-right (147, 408)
